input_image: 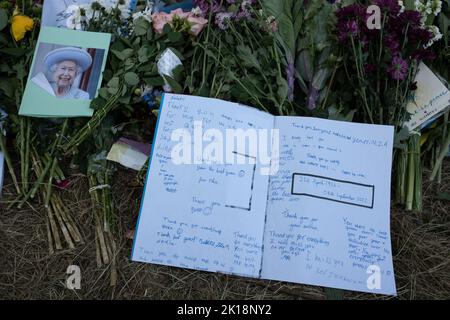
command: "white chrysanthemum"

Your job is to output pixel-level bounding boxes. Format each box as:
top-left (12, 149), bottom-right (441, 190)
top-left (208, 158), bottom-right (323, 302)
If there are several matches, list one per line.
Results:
top-left (398, 1), bottom-right (405, 14)
top-left (430, 0), bottom-right (442, 16)
top-left (425, 25), bottom-right (443, 48)
top-left (132, 2), bottom-right (154, 24)
top-left (191, 7), bottom-right (203, 17)
top-left (64, 4), bottom-right (84, 30)
top-left (132, 8), bottom-right (152, 23)
top-left (415, 0), bottom-right (431, 15)
top-left (117, 0), bottom-right (132, 20)
top-left (82, 3), bottom-right (101, 22)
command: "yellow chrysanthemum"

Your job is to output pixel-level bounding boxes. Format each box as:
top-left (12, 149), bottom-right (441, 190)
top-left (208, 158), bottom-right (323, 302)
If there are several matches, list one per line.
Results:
top-left (11, 15), bottom-right (34, 42)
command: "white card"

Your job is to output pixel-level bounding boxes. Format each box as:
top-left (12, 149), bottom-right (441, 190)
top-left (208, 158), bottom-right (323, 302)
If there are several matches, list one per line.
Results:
top-left (405, 63), bottom-right (450, 130)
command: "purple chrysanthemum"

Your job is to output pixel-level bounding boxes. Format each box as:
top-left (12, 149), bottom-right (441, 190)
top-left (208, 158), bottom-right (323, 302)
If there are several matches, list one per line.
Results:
top-left (336, 4), bottom-right (365, 42)
top-left (411, 48), bottom-right (436, 61)
top-left (193, 0), bottom-right (222, 15)
top-left (373, 0), bottom-right (402, 16)
top-left (384, 34), bottom-right (400, 55)
top-left (387, 55), bottom-right (409, 80)
top-left (338, 20), bottom-right (360, 41)
top-left (215, 12), bottom-right (234, 30)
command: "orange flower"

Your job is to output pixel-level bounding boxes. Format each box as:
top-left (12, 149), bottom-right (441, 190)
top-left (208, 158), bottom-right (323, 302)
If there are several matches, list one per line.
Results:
top-left (11, 15), bottom-right (34, 42)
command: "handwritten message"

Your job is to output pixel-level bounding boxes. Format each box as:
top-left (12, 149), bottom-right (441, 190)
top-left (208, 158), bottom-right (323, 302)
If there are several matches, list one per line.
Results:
top-left (132, 94), bottom-right (273, 278)
top-left (405, 63), bottom-right (450, 130)
top-left (132, 95), bottom-right (397, 295)
top-left (261, 116), bottom-right (396, 295)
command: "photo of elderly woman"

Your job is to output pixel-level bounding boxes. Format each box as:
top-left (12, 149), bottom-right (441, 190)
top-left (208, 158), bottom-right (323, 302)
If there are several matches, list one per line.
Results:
top-left (30, 44), bottom-right (105, 101)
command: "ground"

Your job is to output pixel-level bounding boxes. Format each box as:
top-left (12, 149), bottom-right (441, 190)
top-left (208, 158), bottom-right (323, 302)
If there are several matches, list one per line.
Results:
top-left (0, 160), bottom-right (449, 300)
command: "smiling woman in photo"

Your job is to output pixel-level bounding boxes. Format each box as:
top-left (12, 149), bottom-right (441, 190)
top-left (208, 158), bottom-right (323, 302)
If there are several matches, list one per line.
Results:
top-left (31, 47), bottom-right (92, 100)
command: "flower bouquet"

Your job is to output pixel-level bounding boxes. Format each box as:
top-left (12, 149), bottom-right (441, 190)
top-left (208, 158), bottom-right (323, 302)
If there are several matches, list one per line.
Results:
top-left (334, 0), bottom-right (446, 211)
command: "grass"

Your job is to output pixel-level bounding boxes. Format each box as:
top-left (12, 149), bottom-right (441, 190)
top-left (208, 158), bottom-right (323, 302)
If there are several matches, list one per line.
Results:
top-left (0, 160), bottom-right (449, 300)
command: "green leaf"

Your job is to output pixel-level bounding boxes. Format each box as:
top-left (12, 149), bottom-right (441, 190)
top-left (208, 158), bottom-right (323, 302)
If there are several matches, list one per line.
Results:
top-left (124, 58), bottom-right (137, 71)
top-left (124, 72), bottom-right (140, 87)
top-left (0, 48), bottom-right (27, 57)
top-left (262, 0), bottom-right (296, 56)
top-left (312, 68), bottom-right (330, 91)
top-left (167, 47), bottom-right (185, 61)
top-left (138, 45), bottom-right (154, 63)
top-left (12, 63), bottom-right (26, 79)
top-left (163, 23), bottom-right (172, 34)
top-left (90, 97), bottom-right (107, 111)
top-left (0, 9), bottom-right (8, 31)
top-left (99, 87), bottom-right (110, 99)
top-left (296, 50), bottom-right (314, 82)
top-left (328, 106), bottom-right (356, 122)
top-left (236, 45), bottom-right (261, 70)
top-left (162, 75), bottom-right (183, 93)
top-left (438, 14), bottom-right (450, 46)
top-left (134, 18), bottom-right (150, 36)
top-left (0, 78), bottom-right (14, 97)
top-left (171, 65), bottom-right (185, 82)
top-left (144, 76), bottom-right (165, 86)
top-left (168, 31), bottom-right (182, 42)
top-left (276, 75), bottom-right (289, 102)
top-left (107, 77), bottom-right (120, 94)
top-left (111, 48), bottom-right (134, 61)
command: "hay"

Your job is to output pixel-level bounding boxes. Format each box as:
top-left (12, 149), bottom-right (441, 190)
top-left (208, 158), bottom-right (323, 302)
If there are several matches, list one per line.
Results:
top-left (0, 160), bottom-right (449, 300)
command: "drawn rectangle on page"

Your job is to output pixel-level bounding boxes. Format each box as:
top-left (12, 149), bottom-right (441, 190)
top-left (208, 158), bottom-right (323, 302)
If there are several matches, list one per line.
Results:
top-left (291, 173), bottom-right (375, 209)
top-left (224, 152), bottom-right (256, 211)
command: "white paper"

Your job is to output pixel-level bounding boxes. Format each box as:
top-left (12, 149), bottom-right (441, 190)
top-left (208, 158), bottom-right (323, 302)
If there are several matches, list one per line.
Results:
top-left (132, 94), bottom-right (274, 278)
top-left (0, 152), bottom-right (4, 197)
top-left (404, 63), bottom-right (450, 130)
top-left (132, 94), bottom-right (397, 295)
top-left (261, 117), bottom-right (396, 295)
top-left (107, 141), bottom-right (148, 171)
top-left (157, 49), bottom-right (183, 92)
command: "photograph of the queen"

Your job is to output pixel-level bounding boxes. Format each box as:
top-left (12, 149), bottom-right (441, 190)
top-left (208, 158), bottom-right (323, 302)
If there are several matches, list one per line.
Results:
top-left (30, 44), bottom-right (105, 101)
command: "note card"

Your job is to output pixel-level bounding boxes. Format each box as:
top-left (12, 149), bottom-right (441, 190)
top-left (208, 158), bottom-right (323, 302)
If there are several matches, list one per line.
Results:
top-left (404, 63), bottom-right (450, 130)
top-left (132, 94), bottom-right (397, 295)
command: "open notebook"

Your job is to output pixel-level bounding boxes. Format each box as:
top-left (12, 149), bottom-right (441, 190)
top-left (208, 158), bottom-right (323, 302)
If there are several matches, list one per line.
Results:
top-left (131, 94), bottom-right (397, 295)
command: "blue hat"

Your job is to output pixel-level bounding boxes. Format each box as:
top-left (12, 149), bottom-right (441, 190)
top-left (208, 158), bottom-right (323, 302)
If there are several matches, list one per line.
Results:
top-left (44, 47), bottom-right (93, 72)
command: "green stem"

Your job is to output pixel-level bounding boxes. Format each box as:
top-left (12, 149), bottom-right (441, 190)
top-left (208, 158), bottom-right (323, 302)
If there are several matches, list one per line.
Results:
top-left (405, 136), bottom-right (417, 211)
top-left (0, 135), bottom-right (21, 194)
top-left (430, 129), bottom-right (450, 181)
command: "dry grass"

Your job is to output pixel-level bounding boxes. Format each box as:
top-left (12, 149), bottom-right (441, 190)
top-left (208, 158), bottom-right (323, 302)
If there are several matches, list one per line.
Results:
top-left (0, 160), bottom-right (449, 300)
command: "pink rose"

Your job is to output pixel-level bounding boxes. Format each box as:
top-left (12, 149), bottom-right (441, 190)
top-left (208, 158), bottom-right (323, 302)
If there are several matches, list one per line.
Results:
top-left (151, 11), bottom-right (174, 34)
top-left (187, 15), bottom-right (208, 36)
top-left (171, 8), bottom-right (189, 19)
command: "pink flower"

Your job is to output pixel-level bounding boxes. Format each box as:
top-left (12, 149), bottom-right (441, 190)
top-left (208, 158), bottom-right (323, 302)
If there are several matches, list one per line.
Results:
top-left (151, 11), bottom-right (175, 34)
top-left (171, 8), bottom-right (190, 19)
top-left (151, 9), bottom-right (207, 36)
top-left (186, 15), bottom-right (208, 36)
